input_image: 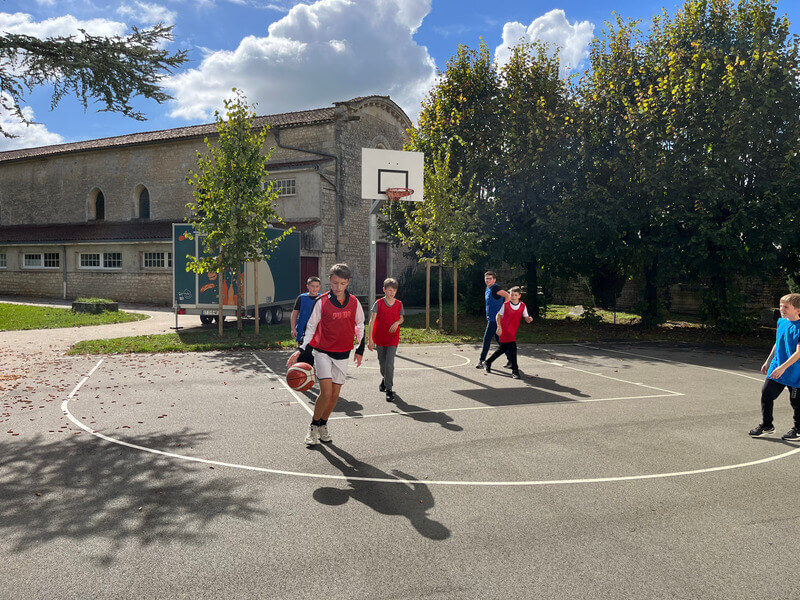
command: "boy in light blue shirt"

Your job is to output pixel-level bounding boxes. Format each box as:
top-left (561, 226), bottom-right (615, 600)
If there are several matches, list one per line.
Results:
top-left (749, 293), bottom-right (800, 440)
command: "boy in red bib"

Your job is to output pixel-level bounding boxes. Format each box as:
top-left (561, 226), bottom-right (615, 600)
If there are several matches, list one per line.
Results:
top-left (368, 277), bottom-right (404, 402)
top-left (483, 286), bottom-right (532, 379)
top-left (287, 263), bottom-right (365, 446)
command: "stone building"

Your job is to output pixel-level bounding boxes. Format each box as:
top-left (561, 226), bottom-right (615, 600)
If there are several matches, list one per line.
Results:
top-left (0, 95), bottom-right (412, 304)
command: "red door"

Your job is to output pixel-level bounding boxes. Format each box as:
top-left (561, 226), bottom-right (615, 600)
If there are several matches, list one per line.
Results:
top-left (300, 256), bottom-right (319, 292)
top-left (376, 242), bottom-right (388, 293)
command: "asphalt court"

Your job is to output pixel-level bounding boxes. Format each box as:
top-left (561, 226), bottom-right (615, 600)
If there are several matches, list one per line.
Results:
top-left (62, 342), bottom-right (800, 486)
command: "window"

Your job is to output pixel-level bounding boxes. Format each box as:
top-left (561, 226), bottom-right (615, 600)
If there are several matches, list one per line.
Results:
top-left (271, 178), bottom-right (296, 197)
top-left (80, 252), bottom-right (122, 269)
top-left (80, 253), bottom-right (101, 268)
top-left (23, 252), bottom-right (60, 268)
top-left (143, 252), bottom-right (172, 268)
top-left (95, 192), bottom-right (105, 221)
top-left (103, 253), bottom-right (122, 269)
top-left (139, 188), bottom-right (150, 219)
top-left (0, 253), bottom-right (6, 268)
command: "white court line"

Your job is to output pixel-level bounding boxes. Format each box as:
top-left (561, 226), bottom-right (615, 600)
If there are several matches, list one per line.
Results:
top-left (361, 354), bottom-right (471, 370)
top-left (60, 358), bottom-right (800, 486)
top-left (579, 344), bottom-right (765, 382)
top-left (250, 352), bottom-right (314, 416)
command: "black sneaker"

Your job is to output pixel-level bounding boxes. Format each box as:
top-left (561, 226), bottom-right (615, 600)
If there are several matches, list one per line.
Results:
top-left (511, 370), bottom-right (521, 379)
top-left (749, 424), bottom-right (775, 437)
top-left (476, 361), bottom-right (485, 369)
top-left (782, 428), bottom-right (800, 441)
top-left (386, 390), bottom-right (395, 402)
top-left (484, 362), bottom-right (492, 374)
top-left (379, 379), bottom-right (386, 392)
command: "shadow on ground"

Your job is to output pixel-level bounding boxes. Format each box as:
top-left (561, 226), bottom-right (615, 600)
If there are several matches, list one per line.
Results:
top-left (0, 430), bottom-right (266, 564)
top-left (313, 443), bottom-right (450, 541)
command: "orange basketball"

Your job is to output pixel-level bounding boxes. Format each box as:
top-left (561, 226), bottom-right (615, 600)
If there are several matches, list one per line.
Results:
top-left (287, 362), bottom-right (315, 392)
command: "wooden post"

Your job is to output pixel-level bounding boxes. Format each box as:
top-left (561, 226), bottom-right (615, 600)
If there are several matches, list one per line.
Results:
top-left (425, 260), bottom-right (431, 331)
top-left (253, 259), bottom-right (259, 336)
top-left (453, 264), bottom-right (458, 333)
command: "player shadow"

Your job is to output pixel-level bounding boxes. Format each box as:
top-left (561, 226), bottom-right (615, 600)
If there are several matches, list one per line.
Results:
top-left (0, 430), bottom-right (267, 565)
top-left (312, 444), bottom-right (450, 541)
top-left (483, 371), bottom-right (590, 398)
top-left (308, 393), bottom-right (364, 418)
top-left (390, 393), bottom-right (463, 432)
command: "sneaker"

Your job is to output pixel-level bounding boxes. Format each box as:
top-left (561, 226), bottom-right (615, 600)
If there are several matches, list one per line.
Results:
top-left (782, 428), bottom-right (800, 441)
top-left (318, 423), bottom-right (332, 443)
top-left (379, 379), bottom-right (386, 392)
top-left (484, 362), bottom-right (492, 374)
top-left (476, 361), bottom-right (485, 369)
top-left (511, 370), bottom-right (521, 379)
top-left (749, 424), bottom-right (775, 437)
top-left (305, 424), bottom-right (319, 446)
top-left (386, 390), bottom-right (395, 403)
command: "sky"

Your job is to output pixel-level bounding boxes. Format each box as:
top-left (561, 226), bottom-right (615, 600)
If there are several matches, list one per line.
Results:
top-left (1, 0), bottom-right (799, 151)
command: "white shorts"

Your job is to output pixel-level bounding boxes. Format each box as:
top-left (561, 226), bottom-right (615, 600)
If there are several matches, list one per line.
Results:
top-left (312, 349), bottom-right (348, 385)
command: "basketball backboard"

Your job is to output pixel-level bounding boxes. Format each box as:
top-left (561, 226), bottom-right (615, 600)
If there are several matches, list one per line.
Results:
top-left (361, 148), bottom-right (424, 201)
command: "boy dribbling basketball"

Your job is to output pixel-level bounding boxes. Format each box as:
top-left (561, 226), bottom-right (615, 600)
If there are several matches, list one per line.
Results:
top-left (287, 263), bottom-right (365, 446)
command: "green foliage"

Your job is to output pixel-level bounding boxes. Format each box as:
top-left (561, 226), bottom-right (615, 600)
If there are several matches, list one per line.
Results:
top-left (74, 297), bottom-right (115, 304)
top-left (186, 90), bottom-right (292, 335)
top-left (0, 24), bottom-right (187, 138)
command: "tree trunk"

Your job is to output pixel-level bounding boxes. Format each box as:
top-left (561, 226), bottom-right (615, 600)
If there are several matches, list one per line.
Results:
top-left (253, 259), bottom-right (259, 336)
top-left (218, 256), bottom-right (224, 337)
top-left (425, 260), bottom-right (431, 331)
top-left (642, 254), bottom-right (661, 328)
top-left (524, 259), bottom-right (539, 320)
top-left (236, 269), bottom-right (243, 338)
top-left (438, 260), bottom-right (443, 332)
top-left (453, 264), bottom-right (458, 333)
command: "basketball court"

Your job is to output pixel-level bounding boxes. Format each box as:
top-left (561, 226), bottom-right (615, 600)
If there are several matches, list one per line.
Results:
top-left (5, 342), bottom-right (800, 599)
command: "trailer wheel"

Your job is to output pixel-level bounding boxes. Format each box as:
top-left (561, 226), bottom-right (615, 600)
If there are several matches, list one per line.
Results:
top-left (214, 315), bottom-right (226, 324)
top-left (272, 306), bottom-right (284, 324)
top-left (259, 307), bottom-right (274, 325)
top-left (200, 315), bottom-right (214, 325)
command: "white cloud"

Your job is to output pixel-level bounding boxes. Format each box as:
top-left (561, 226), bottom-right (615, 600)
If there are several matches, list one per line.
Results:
top-left (116, 2), bottom-right (178, 25)
top-left (165, 0), bottom-right (436, 122)
top-left (0, 12), bottom-right (127, 39)
top-left (495, 9), bottom-right (594, 76)
top-left (0, 99), bottom-right (65, 151)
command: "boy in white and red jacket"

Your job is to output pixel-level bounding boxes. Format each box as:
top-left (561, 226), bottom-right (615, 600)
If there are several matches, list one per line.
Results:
top-left (287, 263), bottom-right (365, 447)
top-left (368, 277), bottom-right (404, 402)
top-left (483, 286), bottom-right (533, 379)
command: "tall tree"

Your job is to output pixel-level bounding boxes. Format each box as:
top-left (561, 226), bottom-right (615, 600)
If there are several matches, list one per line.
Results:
top-left (642, 0), bottom-right (800, 330)
top-left (381, 148), bottom-right (483, 330)
top-left (0, 24), bottom-right (187, 138)
top-left (491, 41), bottom-right (579, 317)
top-left (186, 90), bottom-right (292, 337)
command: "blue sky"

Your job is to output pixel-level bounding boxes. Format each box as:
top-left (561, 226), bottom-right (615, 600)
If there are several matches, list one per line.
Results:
top-left (1, 0), bottom-right (799, 151)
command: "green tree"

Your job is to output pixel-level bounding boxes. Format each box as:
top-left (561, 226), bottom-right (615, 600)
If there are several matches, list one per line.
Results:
top-left (641, 0), bottom-right (800, 330)
top-left (186, 90), bottom-right (292, 337)
top-left (0, 24), bottom-right (187, 138)
top-left (381, 148), bottom-right (483, 330)
top-left (491, 41), bottom-right (579, 317)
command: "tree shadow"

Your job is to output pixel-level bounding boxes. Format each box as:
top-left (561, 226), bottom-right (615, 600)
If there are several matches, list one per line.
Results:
top-left (0, 430), bottom-right (267, 565)
top-left (391, 393), bottom-right (463, 431)
top-left (312, 444), bottom-right (450, 541)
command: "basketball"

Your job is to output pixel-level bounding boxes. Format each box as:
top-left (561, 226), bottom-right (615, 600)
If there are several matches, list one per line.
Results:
top-left (287, 362), bottom-right (315, 392)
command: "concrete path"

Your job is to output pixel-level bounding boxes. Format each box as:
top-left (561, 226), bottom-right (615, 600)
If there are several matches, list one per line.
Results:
top-left (0, 296), bottom-right (189, 394)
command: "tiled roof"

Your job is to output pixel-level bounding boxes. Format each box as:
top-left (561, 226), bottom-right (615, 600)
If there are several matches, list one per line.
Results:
top-left (0, 221), bottom-right (175, 244)
top-left (0, 106), bottom-right (336, 164)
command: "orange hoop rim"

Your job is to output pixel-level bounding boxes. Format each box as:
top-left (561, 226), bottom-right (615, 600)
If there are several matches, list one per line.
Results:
top-left (385, 187), bottom-right (414, 201)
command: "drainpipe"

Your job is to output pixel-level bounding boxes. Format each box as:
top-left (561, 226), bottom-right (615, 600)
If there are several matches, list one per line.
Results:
top-left (62, 244), bottom-right (67, 299)
top-left (273, 128), bottom-right (341, 261)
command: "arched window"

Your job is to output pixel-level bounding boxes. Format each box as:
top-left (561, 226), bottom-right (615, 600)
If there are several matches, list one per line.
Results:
top-left (138, 188), bottom-right (150, 219)
top-left (95, 192), bottom-right (105, 221)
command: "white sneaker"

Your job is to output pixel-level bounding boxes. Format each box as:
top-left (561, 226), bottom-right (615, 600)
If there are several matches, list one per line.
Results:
top-left (305, 424), bottom-right (319, 446)
top-left (318, 423), bottom-right (332, 443)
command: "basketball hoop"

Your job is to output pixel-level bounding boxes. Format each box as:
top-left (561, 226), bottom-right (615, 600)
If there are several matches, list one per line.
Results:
top-left (385, 187), bottom-right (414, 202)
